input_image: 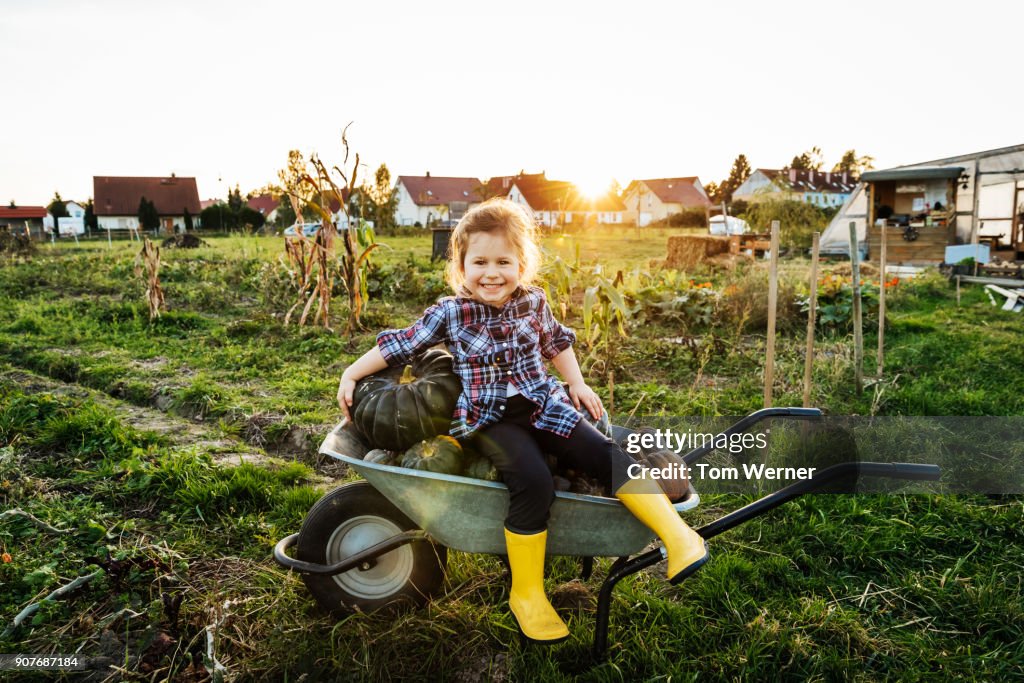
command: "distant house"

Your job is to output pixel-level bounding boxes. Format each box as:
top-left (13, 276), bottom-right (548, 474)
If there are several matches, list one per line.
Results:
top-left (621, 177), bottom-right (711, 226)
top-left (43, 200), bottom-right (86, 236)
top-left (394, 174), bottom-right (483, 226)
top-left (487, 172), bottom-right (624, 227)
top-left (733, 169), bottom-right (857, 208)
top-left (0, 204), bottom-right (48, 239)
top-left (93, 175), bottom-right (202, 234)
top-left (246, 194), bottom-right (280, 223)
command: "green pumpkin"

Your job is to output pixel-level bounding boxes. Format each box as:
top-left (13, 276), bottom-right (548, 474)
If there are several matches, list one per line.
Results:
top-left (562, 382), bottom-right (613, 438)
top-left (323, 418), bottom-right (370, 459)
top-left (583, 408), bottom-right (613, 438)
top-left (352, 349), bottom-right (462, 451)
top-left (363, 449), bottom-right (395, 465)
top-left (464, 457), bottom-right (500, 482)
top-left (401, 436), bottom-right (464, 475)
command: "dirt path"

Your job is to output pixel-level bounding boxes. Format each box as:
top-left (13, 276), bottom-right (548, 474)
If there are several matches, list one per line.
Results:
top-left (1, 368), bottom-right (310, 473)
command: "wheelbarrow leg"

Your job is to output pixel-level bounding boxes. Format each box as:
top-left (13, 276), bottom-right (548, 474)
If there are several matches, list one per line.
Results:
top-left (580, 557), bottom-right (594, 581)
top-left (592, 549), bottom-right (665, 660)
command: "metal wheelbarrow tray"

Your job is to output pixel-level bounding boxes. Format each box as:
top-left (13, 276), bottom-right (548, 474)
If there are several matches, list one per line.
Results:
top-left (273, 407), bottom-right (940, 659)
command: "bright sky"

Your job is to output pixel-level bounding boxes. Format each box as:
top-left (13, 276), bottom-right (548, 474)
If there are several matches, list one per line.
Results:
top-left (1, 0), bottom-right (1018, 205)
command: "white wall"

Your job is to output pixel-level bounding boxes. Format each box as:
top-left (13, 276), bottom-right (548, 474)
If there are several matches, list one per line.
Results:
top-left (394, 181), bottom-right (421, 225)
top-left (98, 216), bottom-right (139, 231)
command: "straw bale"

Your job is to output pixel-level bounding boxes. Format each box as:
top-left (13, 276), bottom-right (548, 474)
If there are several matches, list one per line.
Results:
top-left (665, 235), bottom-right (731, 270)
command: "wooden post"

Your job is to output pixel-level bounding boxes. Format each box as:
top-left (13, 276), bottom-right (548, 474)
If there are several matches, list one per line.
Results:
top-left (849, 222), bottom-right (863, 395)
top-left (803, 232), bottom-right (820, 407)
top-left (877, 220), bottom-right (887, 379)
top-left (956, 274), bottom-right (961, 307)
top-left (764, 220), bottom-right (780, 408)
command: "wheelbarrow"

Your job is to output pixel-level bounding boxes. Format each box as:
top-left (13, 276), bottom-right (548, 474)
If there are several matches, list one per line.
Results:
top-left (273, 407), bottom-right (941, 659)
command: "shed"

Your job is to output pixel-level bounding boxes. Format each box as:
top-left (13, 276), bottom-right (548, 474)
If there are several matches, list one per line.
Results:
top-left (820, 144), bottom-right (1024, 264)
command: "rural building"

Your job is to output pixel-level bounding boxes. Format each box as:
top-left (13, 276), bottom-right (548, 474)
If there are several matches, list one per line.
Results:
top-left (0, 204), bottom-right (48, 239)
top-left (246, 194), bottom-right (280, 223)
top-left (93, 176), bottom-right (202, 234)
top-left (394, 175), bottom-right (483, 226)
top-left (487, 172), bottom-right (624, 227)
top-left (820, 143), bottom-right (1024, 264)
top-left (43, 200), bottom-right (86, 236)
top-left (621, 177), bottom-right (711, 226)
top-left (733, 169), bottom-right (857, 208)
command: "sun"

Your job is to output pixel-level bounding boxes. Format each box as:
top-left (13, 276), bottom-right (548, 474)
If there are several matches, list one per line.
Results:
top-left (573, 174), bottom-right (614, 201)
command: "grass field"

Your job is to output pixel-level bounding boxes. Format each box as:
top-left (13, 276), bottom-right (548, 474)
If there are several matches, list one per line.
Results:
top-left (0, 231), bottom-right (1021, 681)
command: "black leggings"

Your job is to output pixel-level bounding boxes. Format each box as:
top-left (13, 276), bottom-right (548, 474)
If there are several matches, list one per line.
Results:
top-left (465, 395), bottom-right (636, 533)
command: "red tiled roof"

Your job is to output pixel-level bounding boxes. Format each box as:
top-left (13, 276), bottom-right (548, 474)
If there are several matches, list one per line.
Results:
top-left (630, 178), bottom-right (711, 207)
top-left (758, 169), bottom-right (858, 193)
top-left (247, 193), bottom-right (278, 215)
top-left (93, 176), bottom-right (202, 216)
top-left (485, 172), bottom-right (625, 212)
top-left (507, 173), bottom-right (585, 212)
top-left (397, 176), bottom-right (483, 206)
top-left (0, 206), bottom-right (47, 219)
top-left (484, 175), bottom-right (516, 197)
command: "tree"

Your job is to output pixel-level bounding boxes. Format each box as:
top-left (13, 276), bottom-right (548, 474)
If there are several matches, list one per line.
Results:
top-left (227, 184), bottom-right (244, 213)
top-left (137, 197), bottom-right (160, 232)
top-left (48, 192), bottom-right (69, 237)
top-left (83, 199), bottom-right (98, 234)
top-left (183, 208), bottom-right (194, 232)
top-left (832, 149), bottom-right (875, 176)
top-left (719, 154), bottom-right (752, 204)
top-left (741, 198), bottom-right (830, 249)
top-left (200, 202), bottom-right (231, 230)
top-left (275, 197), bottom-right (297, 228)
top-left (237, 206), bottom-right (266, 231)
top-left (704, 181), bottom-right (721, 204)
top-left (363, 163), bottom-right (398, 230)
top-left (789, 146), bottom-right (824, 171)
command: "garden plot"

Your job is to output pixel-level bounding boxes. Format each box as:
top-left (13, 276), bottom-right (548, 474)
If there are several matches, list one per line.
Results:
top-left (0, 233), bottom-right (1021, 679)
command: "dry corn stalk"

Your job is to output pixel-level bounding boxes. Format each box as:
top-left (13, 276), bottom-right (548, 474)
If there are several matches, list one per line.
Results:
top-left (134, 237), bottom-right (165, 320)
top-left (279, 126), bottom-right (378, 332)
top-left (281, 188), bottom-right (335, 328)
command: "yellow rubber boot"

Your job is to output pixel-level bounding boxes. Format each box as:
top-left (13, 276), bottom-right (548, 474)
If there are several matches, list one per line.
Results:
top-left (504, 528), bottom-right (570, 644)
top-left (616, 478), bottom-right (709, 583)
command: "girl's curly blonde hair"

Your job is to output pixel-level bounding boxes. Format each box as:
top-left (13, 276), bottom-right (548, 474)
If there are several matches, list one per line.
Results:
top-left (444, 198), bottom-right (542, 293)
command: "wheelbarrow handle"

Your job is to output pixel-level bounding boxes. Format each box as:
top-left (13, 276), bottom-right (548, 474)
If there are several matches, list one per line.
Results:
top-left (592, 458), bottom-right (939, 661)
top-left (874, 462), bottom-right (941, 481)
top-left (682, 407), bottom-right (824, 465)
top-left (273, 529), bottom-right (431, 576)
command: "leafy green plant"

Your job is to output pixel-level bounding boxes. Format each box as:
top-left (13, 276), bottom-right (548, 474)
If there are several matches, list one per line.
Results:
top-left (624, 269), bottom-right (719, 330)
top-left (582, 269), bottom-right (634, 410)
top-left (797, 274), bottom-right (883, 331)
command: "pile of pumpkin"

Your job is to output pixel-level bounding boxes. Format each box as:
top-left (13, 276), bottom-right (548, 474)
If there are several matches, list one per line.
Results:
top-left (335, 349), bottom-right (689, 500)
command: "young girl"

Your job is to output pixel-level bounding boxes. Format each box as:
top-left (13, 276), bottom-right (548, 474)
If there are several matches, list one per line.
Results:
top-left (338, 199), bottom-right (708, 644)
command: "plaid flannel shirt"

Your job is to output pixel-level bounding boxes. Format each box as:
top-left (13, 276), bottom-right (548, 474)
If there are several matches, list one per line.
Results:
top-left (376, 285), bottom-right (581, 439)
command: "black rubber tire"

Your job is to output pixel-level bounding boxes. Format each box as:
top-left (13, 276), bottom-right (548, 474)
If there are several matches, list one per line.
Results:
top-left (296, 481), bottom-right (447, 615)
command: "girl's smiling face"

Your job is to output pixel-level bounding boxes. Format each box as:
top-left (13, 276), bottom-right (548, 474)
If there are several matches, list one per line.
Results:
top-left (462, 231), bottom-right (521, 307)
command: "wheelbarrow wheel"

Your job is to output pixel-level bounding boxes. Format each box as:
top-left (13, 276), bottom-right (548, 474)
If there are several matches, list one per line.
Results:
top-left (296, 481), bottom-right (447, 615)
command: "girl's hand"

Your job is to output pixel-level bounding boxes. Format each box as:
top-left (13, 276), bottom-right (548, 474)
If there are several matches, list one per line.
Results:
top-left (337, 373), bottom-right (357, 421)
top-left (568, 382), bottom-right (603, 420)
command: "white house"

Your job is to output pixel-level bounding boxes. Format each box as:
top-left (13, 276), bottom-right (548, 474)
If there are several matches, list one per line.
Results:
top-left (488, 172), bottom-right (625, 227)
top-left (733, 169), bottom-right (858, 208)
top-left (43, 200), bottom-right (86, 236)
top-left (93, 175), bottom-right (202, 234)
top-left (621, 177), bottom-right (711, 226)
top-left (394, 175), bottom-right (483, 226)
